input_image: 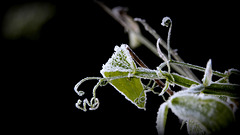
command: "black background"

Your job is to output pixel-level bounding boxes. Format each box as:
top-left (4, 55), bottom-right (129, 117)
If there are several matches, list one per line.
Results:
top-left (2, 0), bottom-right (240, 134)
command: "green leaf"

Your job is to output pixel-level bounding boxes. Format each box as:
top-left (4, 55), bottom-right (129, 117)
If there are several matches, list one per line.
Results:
top-left (156, 102), bottom-right (169, 135)
top-left (169, 92), bottom-right (235, 134)
top-left (103, 71), bottom-right (146, 109)
top-left (100, 44), bottom-right (146, 109)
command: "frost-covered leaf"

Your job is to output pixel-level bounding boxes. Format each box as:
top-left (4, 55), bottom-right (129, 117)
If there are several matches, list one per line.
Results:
top-left (202, 59), bottom-right (212, 86)
top-left (101, 44), bottom-right (136, 73)
top-left (156, 102), bottom-right (169, 135)
top-left (100, 44), bottom-right (146, 109)
top-left (187, 120), bottom-right (207, 135)
top-left (168, 92), bottom-right (235, 134)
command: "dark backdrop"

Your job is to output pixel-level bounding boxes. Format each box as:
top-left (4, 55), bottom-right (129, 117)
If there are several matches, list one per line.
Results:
top-left (2, 0), bottom-right (239, 134)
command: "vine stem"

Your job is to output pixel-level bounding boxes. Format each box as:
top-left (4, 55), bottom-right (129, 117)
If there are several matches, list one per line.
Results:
top-left (170, 60), bottom-right (227, 77)
top-left (74, 77), bottom-right (102, 95)
top-left (127, 46), bottom-right (173, 96)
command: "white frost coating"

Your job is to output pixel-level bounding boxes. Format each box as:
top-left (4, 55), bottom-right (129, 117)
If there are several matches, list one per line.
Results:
top-left (100, 44), bottom-right (136, 76)
top-left (202, 59), bottom-right (212, 86)
top-left (169, 91), bottom-right (232, 110)
top-left (156, 38), bottom-right (168, 63)
top-left (99, 44), bottom-right (147, 109)
top-left (156, 102), bottom-right (168, 135)
top-left (168, 91), bottom-right (233, 134)
top-left (167, 92), bottom-right (209, 133)
top-left (187, 120), bottom-right (207, 135)
top-left (135, 67), bottom-right (160, 80)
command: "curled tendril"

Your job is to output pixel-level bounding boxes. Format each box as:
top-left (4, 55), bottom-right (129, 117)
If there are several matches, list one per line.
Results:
top-left (75, 97), bottom-right (100, 112)
top-left (78, 91), bottom-right (85, 96)
top-left (74, 76), bottom-right (133, 111)
top-left (74, 77), bottom-right (104, 111)
top-left (161, 16), bottom-right (172, 27)
top-left (74, 77), bottom-right (102, 96)
top-left (161, 17), bottom-right (172, 63)
top-left (134, 96), bottom-right (145, 105)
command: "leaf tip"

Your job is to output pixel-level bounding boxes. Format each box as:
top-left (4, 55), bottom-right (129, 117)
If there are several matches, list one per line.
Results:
top-left (202, 59), bottom-right (213, 86)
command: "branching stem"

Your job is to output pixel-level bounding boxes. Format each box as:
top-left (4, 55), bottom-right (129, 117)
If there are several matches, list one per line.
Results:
top-left (127, 46), bottom-right (173, 96)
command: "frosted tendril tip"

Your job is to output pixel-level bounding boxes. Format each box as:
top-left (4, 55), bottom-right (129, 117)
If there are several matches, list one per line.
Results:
top-left (161, 16), bottom-right (172, 27)
top-left (74, 77), bottom-right (105, 111)
top-left (161, 17), bottom-right (172, 63)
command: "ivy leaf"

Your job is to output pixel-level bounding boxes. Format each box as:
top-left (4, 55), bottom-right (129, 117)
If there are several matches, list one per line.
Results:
top-left (168, 92), bottom-right (235, 134)
top-left (156, 102), bottom-right (169, 135)
top-left (100, 44), bottom-right (146, 109)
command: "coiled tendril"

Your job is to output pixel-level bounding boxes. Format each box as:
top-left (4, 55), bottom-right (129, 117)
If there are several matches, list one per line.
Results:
top-left (74, 77), bottom-right (105, 112)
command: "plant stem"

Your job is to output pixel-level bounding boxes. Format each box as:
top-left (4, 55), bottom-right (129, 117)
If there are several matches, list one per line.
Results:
top-left (134, 17), bottom-right (199, 82)
top-left (127, 46), bottom-right (173, 96)
top-left (170, 60), bottom-right (227, 77)
top-left (96, 1), bottom-right (199, 82)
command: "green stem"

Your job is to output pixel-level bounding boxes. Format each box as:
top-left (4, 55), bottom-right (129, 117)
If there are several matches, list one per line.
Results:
top-left (134, 68), bottom-right (199, 88)
top-left (170, 60), bottom-right (227, 77)
top-left (204, 83), bottom-right (240, 97)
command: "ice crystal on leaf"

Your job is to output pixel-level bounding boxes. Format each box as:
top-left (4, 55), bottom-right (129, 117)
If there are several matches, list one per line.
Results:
top-left (100, 44), bottom-right (146, 109)
top-left (167, 92), bottom-right (235, 134)
top-left (202, 59), bottom-right (213, 86)
top-left (101, 44), bottom-right (136, 73)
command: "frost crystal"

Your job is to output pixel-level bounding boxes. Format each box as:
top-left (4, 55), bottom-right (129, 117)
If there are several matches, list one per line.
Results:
top-left (100, 44), bottom-right (136, 75)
